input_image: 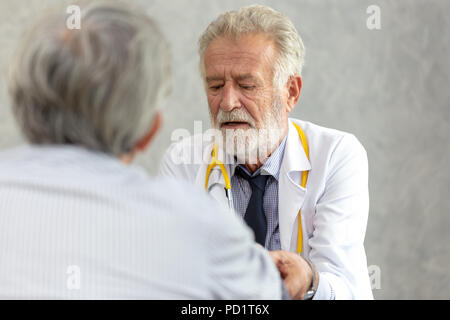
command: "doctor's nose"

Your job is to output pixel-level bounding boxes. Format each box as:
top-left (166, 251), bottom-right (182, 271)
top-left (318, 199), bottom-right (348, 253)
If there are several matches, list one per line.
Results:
top-left (219, 84), bottom-right (241, 111)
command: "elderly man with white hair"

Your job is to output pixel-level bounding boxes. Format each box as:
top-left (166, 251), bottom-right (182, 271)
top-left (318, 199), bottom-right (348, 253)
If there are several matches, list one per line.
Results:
top-left (161, 5), bottom-right (373, 300)
top-left (0, 1), bottom-right (283, 299)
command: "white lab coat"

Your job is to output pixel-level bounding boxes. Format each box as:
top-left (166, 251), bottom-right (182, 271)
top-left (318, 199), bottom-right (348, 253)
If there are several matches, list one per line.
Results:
top-left (160, 118), bottom-right (374, 299)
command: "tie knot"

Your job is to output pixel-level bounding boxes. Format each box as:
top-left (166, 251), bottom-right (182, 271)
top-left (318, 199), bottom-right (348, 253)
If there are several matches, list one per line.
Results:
top-left (235, 166), bottom-right (269, 191)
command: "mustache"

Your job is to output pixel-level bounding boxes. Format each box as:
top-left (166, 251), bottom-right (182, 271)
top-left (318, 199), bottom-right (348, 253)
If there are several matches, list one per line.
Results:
top-left (215, 109), bottom-right (256, 128)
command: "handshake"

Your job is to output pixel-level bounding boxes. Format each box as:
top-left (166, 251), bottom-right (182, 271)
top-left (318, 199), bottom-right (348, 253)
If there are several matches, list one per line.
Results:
top-left (269, 251), bottom-right (319, 300)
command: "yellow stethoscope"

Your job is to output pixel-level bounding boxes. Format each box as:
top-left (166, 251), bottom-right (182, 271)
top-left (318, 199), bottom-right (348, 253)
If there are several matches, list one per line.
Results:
top-left (205, 122), bottom-right (310, 254)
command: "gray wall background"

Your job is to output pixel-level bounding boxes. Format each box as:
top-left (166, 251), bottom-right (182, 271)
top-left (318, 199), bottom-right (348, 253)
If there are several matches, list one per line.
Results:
top-left (0, 0), bottom-right (449, 299)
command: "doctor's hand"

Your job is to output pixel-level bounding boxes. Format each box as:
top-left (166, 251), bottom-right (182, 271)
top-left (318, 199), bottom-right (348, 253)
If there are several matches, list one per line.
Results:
top-left (269, 251), bottom-right (317, 300)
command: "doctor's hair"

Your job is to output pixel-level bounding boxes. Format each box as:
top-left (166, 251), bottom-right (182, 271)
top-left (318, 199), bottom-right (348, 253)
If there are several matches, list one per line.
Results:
top-left (8, 0), bottom-right (172, 156)
top-left (198, 5), bottom-right (305, 90)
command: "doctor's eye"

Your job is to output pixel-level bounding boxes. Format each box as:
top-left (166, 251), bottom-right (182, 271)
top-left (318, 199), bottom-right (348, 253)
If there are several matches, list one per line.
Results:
top-left (239, 84), bottom-right (255, 90)
top-left (209, 85), bottom-right (223, 91)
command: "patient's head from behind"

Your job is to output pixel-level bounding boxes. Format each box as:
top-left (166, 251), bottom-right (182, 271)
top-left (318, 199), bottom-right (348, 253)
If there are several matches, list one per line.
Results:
top-left (8, 1), bottom-right (171, 162)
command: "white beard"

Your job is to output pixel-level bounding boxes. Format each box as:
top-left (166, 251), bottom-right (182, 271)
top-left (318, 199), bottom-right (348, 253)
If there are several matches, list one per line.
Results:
top-left (211, 95), bottom-right (286, 165)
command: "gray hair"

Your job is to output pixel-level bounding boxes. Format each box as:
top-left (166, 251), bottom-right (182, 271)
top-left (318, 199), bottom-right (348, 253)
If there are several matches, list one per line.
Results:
top-left (8, 1), bottom-right (171, 156)
top-left (198, 5), bottom-right (305, 90)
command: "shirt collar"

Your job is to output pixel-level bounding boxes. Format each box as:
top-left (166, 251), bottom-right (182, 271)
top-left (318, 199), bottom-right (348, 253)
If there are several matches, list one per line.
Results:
top-left (235, 135), bottom-right (288, 181)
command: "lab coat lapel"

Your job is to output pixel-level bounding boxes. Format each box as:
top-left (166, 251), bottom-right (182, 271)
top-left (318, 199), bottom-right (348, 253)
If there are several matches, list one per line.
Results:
top-left (279, 120), bottom-right (312, 251)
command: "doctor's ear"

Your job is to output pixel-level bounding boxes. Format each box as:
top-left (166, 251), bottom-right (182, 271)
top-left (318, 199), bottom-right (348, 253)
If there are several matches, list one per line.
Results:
top-left (285, 75), bottom-right (302, 113)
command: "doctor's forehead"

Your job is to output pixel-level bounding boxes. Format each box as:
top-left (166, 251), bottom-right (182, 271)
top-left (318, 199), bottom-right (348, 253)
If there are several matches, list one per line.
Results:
top-left (205, 72), bottom-right (263, 83)
top-left (204, 34), bottom-right (278, 81)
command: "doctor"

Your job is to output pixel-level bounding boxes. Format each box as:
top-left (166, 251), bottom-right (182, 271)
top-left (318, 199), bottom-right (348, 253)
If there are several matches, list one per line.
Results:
top-left (161, 5), bottom-right (373, 300)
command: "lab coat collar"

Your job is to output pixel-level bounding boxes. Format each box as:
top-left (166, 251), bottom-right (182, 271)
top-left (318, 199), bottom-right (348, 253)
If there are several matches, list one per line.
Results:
top-left (281, 119), bottom-right (311, 176)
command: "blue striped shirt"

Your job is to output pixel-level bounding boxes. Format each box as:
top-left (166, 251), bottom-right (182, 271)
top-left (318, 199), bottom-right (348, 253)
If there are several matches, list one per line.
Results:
top-left (231, 136), bottom-right (287, 251)
top-left (0, 144), bottom-right (283, 299)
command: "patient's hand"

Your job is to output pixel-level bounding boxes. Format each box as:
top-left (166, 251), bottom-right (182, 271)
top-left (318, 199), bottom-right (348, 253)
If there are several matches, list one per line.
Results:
top-left (269, 251), bottom-right (316, 300)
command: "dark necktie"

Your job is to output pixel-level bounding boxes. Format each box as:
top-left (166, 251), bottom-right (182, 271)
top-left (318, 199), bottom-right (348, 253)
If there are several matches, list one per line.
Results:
top-left (235, 166), bottom-right (269, 246)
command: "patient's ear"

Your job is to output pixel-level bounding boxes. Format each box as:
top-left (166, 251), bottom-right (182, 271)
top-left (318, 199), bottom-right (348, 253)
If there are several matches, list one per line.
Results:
top-left (135, 112), bottom-right (163, 152)
top-left (120, 112), bottom-right (162, 164)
